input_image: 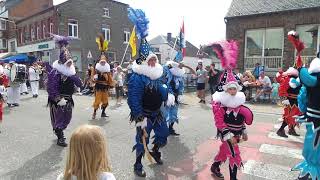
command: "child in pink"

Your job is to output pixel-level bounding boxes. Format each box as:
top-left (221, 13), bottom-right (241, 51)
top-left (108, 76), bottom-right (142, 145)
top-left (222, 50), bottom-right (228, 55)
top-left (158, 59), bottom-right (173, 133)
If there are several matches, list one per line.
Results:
top-left (208, 40), bottom-right (253, 180)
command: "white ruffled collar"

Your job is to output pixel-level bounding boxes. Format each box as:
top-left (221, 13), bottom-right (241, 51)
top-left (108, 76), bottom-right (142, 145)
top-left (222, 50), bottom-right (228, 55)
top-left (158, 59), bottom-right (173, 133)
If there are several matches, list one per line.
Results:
top-left (212, 91), bottom-right (246, 108)
top-left (95, 62), bottom-right (110, 73)
top-left (170, 67), bottom-right (185, 77)
top-left (308, 57), bottom-right (320, 74)
top-left (52, 60), bottom-right (76, 76)
top-left (132, 61), bottom-right (163, 80)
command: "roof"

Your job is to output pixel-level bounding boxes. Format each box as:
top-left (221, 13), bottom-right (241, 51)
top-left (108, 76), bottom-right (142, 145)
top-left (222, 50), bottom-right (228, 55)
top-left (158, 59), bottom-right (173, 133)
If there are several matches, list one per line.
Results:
top-left (149, 35), bottom-right (204, 58)
top-left (226, 0), bottom-right (320, 18)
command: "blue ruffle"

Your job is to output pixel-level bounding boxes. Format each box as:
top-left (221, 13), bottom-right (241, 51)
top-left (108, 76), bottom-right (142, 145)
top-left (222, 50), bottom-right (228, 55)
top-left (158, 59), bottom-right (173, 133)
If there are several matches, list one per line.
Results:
top-left (298, 86), bottom-right (308, 113)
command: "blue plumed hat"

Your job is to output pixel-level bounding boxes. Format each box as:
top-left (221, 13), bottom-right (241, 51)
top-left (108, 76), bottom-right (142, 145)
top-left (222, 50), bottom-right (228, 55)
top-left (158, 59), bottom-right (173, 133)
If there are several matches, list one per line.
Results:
top-left (127, 7), bottom-right (157, 65)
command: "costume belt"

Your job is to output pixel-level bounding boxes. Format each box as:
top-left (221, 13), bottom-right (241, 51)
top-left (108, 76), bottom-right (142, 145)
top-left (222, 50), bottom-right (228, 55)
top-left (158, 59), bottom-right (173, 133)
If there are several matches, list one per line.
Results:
top-left (287, 93), bottom-right (297, 99)
top-left (306, 108), bottom-right (320, 118)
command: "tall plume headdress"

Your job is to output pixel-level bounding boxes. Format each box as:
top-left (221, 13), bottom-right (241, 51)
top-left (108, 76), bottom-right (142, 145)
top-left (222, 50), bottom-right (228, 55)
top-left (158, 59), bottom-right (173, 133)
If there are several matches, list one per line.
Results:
top-left (96, 34), bottom-right (109, 60)
top-left (288, 31), bottom-right (305, 68)
top-left (208, 40), bottom-right (243, 92)
top-left (51, 34), bottom-right (76, 64)
top-left (127, 7), bottom-right (155, 65)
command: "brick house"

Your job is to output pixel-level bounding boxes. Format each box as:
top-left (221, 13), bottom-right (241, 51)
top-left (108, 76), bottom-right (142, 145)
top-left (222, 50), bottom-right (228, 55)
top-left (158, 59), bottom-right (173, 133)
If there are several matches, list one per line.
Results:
top-left (225, 0), bottom-right (320, 73)
top-left (7, 0), bottom-right (133, 74)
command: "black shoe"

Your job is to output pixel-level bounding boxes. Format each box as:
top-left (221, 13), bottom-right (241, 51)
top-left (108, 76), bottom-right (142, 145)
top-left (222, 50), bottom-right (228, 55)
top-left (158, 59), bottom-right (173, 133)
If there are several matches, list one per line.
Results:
top-left (202, 100), bottom-right (206, 104)
top-left (12, 103), bottom-right (19, 107)
top-left (169, 129), bottom-right (180, 136)
top-left (277, 129), bottom-right (288, 138)
top-left (199, 100), bottom-right (203, 103)
top-left (7, 103), bottom-right (12, 107)
top-left (210, 163), bottom-right (224, 179)
top-left (101, 112), bottom-right (109, 118)
top-left (57, 138), bottom-right (68, 147)
top-left (134, 168), bottom-right (146, 177)
top-left (150, 151), bottom-right (163, 165)
top-left (288, 128), bottom-right (300, 136)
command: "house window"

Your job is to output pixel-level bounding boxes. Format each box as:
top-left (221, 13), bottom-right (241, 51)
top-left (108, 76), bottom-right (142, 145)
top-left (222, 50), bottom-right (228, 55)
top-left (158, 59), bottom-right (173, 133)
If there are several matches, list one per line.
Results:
top-left (296, 24), bottom-right (320, 57)
top-left (0, 39), bottom-right (7, 49)
top-left (31, 26), bottom-right (35, 41)
top-left (36, 26), bottom-right (40, 40)
top-left (68, 20), bottom-right (78, 38)
top-left (102, 27), bottom-right (111, 41)
top-left (0, 20), bottom-right (6, 30)
top-left (124, 31), bottom-right (130, 43)
top-left (49, 23), bottom-right (53, 34)
top-left (245, 28), bottom-right (284, 69)
top-left (103, 8), bottom-right (110, 17)
top-left (43, 25), bottom-right (46, 38)
top-left (9, 40), bottom-right (16, 52)
top-left (20, 30), bottom-right (23, 44)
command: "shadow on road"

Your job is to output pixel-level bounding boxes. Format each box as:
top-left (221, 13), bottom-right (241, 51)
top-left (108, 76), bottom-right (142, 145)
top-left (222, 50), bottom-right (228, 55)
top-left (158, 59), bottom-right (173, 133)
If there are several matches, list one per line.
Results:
top-left (0, 144), bottom-right (64, 180)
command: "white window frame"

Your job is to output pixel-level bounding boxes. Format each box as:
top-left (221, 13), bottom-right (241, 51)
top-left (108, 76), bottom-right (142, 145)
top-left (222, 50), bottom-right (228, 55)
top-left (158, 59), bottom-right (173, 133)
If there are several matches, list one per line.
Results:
top-left (0, 19), bottom-right (6, 30)
top-left (102, 27), bottom-right (111, 41)
top-left (103, 8), bottom-right (110, 18)
top-left (36, 26), bottom-right (40, 40)
top-left (49, 23), bottom-right (53, 34)
top-left (68, 19), bottom-right (78, 38)
top-left (124, 30), bottom-right (130, 43)
top-left (0, 39), bottom-right (7, 49)
top-left (8, 39), bottom-right (16, 52)
top-left (43, 24), bottom-right (46, 38)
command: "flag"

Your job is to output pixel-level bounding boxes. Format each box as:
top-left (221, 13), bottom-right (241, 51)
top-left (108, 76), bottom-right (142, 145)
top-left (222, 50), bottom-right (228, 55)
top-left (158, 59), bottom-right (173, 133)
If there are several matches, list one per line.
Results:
top-left (179, 20), bottom-right (186, 57)
top-left (129, 27), bottom-right (137, 57)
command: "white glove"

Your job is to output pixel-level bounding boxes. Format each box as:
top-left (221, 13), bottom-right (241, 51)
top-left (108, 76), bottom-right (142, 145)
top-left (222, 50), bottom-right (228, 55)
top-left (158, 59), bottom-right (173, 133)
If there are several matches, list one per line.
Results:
top-left (177, 95), bottom-right (183, 103)
top-left (57, 98), bottom-right (67, 106)
top-left (136, 117), bottom-right (148, 129)
top-left (93, 74), bottom-right (98, 80)
top-left (282, 100), bottom-right (290, 105)
top-left (166, 93), bottom-right (175, 106)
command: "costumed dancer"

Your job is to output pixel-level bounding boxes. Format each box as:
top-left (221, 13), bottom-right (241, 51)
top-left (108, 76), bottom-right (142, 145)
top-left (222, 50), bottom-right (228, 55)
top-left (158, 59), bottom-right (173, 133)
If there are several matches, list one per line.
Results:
top-left (209, 40), bottom-right (253, 180)
top-left (289, 31), bottom-right (320, 180)
top-left (45, 34), bottom-right (82, 147)
top-left (5, 61), bottom-right (20, 107)
top-left (91, 35), bottom-right (113, 119)
top-left (0, 64), bottom-right (8, 132)
top-left (275, 61), bottom-right (302, 137)
top-left (163, 59), bottom-right (185, 136)
top-left (29, 61), bottom-right (42, 98)
top-left (127, 7), bottom-right (169, 177)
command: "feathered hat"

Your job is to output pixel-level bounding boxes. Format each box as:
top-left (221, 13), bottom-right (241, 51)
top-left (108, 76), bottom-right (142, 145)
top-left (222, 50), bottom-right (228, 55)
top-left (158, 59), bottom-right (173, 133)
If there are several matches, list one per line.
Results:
top-left (209, 40), bottom-right (242, 92)
top-left (51, 34), bottom-right (75, 64)
top-left (127, 7), bottom-right (157, 65)
top-left (96, 34), bottom-right (109, 62)
top-left (288, 31), bottom-right (305, 69)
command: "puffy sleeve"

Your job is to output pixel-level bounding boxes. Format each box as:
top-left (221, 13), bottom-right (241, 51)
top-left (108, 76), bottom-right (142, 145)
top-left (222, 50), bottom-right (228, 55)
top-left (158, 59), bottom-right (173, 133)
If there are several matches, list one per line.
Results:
top-left (299, 67), bottom-right (317, 87)
top-left (239, 105), bottom-right (254, 125)
top-left (127, 73), bottom-right (145, 122)
top-left (47, 70), bottom-right (60, 102)
top-left (158, 82), bottom-right (168, 102)
top-left (212, 101), bottom-right (230, 140)
top-left (44, 62), bottom-right (53, 73)
top-left (69, 75), bottom-right (82, 88)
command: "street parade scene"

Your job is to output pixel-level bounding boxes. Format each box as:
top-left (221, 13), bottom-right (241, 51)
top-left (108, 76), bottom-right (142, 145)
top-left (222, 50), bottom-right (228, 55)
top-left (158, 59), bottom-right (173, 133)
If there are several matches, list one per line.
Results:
top-left (0, 0), bottom-right (320, 180)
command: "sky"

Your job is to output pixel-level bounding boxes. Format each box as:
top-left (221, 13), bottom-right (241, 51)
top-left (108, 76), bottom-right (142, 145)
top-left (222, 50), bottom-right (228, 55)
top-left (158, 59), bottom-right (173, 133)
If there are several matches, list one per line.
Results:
top-left (53, 0), bottom-right (232, 48)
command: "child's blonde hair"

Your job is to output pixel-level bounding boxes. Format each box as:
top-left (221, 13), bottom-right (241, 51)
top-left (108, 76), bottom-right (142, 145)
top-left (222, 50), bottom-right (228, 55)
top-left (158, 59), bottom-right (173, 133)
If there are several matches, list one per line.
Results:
top-left (63, 124), bottom-right (111, 180)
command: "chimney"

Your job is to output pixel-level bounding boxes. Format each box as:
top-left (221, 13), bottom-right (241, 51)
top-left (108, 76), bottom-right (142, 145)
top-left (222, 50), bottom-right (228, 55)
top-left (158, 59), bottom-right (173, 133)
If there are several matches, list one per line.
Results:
top-left (167, 32), bottom-right (172, 42)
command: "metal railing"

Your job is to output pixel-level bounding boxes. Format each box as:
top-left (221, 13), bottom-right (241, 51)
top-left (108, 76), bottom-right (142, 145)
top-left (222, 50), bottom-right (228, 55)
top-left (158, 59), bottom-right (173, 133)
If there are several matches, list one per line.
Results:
top-left (244, 56), bottom-right (282, 70)
top-left (301, 56), bottom-right (316, 66)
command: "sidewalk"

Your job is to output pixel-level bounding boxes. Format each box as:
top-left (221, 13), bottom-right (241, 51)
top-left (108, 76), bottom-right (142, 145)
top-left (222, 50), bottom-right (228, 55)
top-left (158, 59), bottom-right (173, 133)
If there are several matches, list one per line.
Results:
top-left (183, 92), bottom-right (283, 115)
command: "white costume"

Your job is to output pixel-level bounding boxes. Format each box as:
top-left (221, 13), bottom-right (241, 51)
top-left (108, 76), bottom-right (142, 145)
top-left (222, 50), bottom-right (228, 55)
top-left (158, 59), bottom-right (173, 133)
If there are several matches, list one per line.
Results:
top-left (29, 66), bottom-right (41, 97)
top-left (5, 64), bottom-right (20, 106)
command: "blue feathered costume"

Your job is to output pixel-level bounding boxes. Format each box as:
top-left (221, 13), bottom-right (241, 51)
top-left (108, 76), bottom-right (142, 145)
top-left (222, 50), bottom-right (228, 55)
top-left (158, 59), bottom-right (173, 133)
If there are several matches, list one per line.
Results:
top-left (163, 60), bottom-right (185, 136)
top-left (289, 31), bottom-right (320, 180)
top-left (127, 7), bottom-right (169, 177)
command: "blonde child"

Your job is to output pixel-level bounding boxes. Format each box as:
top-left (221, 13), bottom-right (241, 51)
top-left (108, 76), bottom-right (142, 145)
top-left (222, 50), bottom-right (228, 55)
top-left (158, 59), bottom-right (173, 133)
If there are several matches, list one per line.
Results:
top-left (57, 125), bottom-right (116, 180)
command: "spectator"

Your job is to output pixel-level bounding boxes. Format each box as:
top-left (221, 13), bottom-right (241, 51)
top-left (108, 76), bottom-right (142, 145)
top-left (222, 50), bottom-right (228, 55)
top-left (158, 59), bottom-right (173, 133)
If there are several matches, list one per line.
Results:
top-left (208, 63), bottom-right (220, 95)
top-left (196, 60), bottom-right (207, 104)
top-left (253, 71), bottom-right (272, 102)
top-left (113, 66), bottom-right (125, 105)
top-left (57, 125), bottom-right (116, 180)
top-left (81, 64), bottom-right (94, 95)
top-left (253, 63), bottom-right (263, 79)
top-left (271, 77), bottom-right (280, 104)
top-left (235, 68), bottom-right (243, 80)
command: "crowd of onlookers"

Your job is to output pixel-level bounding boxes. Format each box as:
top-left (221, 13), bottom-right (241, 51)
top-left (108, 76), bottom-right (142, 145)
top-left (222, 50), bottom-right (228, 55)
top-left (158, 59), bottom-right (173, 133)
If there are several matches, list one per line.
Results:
top-left (195, 61), bottom-right (280, 104)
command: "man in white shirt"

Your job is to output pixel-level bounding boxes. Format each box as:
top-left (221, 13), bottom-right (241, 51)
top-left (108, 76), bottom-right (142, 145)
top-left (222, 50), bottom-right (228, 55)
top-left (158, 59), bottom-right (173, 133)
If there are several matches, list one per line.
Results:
top-left (253, 71), bottom-right (272, 102)
top-left (29, 62), bottom-right (42, 98)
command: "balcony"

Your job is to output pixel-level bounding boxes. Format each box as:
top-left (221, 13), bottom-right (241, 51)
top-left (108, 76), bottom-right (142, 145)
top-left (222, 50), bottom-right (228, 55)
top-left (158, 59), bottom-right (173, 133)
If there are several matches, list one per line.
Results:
top-left (244, 56), bottom-right (282, 70)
